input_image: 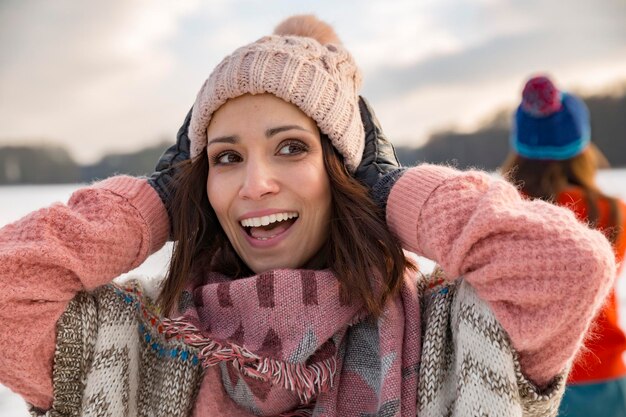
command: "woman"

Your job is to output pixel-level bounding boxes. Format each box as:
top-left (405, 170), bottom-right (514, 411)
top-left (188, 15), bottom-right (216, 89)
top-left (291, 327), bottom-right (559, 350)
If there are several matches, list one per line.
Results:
top-left (501, 75), bottom-right (626, 417)
top-left (0, 17), bottom-right (616, 417)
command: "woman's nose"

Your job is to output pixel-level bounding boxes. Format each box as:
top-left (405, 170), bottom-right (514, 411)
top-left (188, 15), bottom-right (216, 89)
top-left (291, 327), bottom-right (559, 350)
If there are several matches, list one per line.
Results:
top-left (238, 159), bottom-right (280, 200)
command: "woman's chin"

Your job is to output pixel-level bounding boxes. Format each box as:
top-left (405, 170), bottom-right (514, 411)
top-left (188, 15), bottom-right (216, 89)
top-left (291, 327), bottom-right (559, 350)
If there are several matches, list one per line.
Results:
top-left (246, 259), bottom-right (297, 274)
top-left (243, 248), bottom-right (328, 274)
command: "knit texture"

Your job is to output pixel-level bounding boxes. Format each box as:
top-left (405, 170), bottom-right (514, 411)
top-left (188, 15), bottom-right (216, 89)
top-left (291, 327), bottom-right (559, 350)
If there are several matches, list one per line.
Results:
top-left (174, 268), bottom-right (419, 416)
top-left (371, 168), bottom-right (407, 214)
top-left (386, 165), bottom-right (615, 385)
top-left (30, 283), bottom-right (204, 417)
top-left (0, 176), bottom-right (169, 409)
top-left (521, 76), bottom-right (562, 117)
top-left (0, 169), bottom-right (616, 414)
top-left (188, 17), bottom-right (364, 172)
top-left (511, 76), bottom-right (590, 160)
top-left (31, 274), bottom-right (566, 417)
top-left (418, 275), bottom-right (567, 416)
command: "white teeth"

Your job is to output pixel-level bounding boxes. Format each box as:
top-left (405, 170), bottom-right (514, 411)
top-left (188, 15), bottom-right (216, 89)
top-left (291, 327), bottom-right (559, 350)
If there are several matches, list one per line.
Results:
top-left (240, 212), bottom-right (298, 228)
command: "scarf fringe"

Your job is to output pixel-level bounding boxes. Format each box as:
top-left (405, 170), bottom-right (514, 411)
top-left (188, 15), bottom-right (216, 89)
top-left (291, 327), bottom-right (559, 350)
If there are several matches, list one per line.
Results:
top-left (161, 317), bottom-right (336, 403)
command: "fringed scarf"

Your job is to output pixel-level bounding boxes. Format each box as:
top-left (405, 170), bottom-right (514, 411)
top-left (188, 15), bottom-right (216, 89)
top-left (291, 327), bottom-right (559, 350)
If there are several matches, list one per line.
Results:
top-left (162, 269), bottom-right (421, 417)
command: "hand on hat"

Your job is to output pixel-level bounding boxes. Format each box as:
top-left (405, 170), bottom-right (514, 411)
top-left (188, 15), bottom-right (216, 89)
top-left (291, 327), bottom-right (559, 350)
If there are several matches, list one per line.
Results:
top-left (355, 96), bottom-right (406, 216)
top-left (150, 97), bottom-right (404, 231)
top-left (147, 106), bottom-right (193, 235)
top-left (354, 96), bottom-right (402, 187)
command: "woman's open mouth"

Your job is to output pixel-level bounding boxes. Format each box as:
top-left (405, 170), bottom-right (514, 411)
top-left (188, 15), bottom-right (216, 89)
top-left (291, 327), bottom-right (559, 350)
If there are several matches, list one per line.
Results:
top-left (240, 212), bottom-right (299, 241)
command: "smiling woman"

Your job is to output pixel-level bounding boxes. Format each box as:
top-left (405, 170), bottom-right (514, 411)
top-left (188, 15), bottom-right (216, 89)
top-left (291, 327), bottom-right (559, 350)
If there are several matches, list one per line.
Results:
top-left (161, 92), bottom-right (408, 321)
top-left (0, 14), bottom-right (618, 417)
top-left (205, 94), bottom-right (333, 274)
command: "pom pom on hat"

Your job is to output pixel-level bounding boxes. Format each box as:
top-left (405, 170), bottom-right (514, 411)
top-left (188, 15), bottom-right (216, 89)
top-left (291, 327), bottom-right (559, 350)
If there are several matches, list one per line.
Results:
top-left (521, 76), bottom-right (562, 117)
top-left (273, 14), bottom-right (341, 45)
top-left (510, 75), bottom-right (590, 160)
top-left (188, 15), bottom-right (364, 172)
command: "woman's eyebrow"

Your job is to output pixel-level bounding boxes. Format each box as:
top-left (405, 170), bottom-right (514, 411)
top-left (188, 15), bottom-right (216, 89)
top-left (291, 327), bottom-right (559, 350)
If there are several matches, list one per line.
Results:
top-left (265, 125), bottom-right (311, 137)
top-left (207, 125), bottom-right (310, 146)
top-left (207, 135), bottom-right (239, 146)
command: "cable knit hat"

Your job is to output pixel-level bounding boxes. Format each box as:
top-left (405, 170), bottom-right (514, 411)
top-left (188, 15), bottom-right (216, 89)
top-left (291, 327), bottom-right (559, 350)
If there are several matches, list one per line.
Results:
top-left (510, 75), bottom-right (590, 160)
top-left (188, 15), bottom-right (364, 172)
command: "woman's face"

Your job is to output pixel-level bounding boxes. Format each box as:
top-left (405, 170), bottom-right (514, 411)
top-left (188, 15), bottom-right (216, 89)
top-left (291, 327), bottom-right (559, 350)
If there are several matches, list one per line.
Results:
top-left (206, 93), bottom-right (332, 274)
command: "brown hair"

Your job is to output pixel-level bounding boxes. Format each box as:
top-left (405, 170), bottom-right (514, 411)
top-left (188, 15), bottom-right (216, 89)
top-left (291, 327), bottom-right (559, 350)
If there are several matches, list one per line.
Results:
top-left (158, 135), bottom-right (413, 316)
top-left (501, 144), bottom-right (621, 242)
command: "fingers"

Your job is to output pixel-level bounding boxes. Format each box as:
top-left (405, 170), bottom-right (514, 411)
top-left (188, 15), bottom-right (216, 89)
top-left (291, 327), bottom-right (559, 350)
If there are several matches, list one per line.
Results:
top-left (154, 144), bottom-right (179, 172)
top-left (176, 106), bottom-right (194, 153)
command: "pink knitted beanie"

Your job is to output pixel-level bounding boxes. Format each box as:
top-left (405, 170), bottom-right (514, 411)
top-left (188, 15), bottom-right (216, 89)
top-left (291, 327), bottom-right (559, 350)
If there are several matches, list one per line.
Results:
top-left (188, 15), bottom-right (364, 172)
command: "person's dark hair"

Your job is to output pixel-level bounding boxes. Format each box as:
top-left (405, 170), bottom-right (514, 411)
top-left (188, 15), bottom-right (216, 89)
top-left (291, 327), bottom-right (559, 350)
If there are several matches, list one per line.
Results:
top-left (501, 144), bottom-right (621, 243)
top-left (157, 134), bottom-right (414, 316)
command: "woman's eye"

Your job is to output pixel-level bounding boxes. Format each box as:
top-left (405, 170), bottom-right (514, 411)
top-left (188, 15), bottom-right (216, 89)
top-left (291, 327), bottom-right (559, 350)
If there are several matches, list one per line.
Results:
top-left (213, 152), bottom-right (241, 165)
top-left (277, 140), bottom-right (308, 155)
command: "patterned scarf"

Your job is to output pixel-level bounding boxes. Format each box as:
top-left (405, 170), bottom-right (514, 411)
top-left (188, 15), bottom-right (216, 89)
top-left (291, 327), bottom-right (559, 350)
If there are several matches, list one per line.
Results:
top-left (164, 269), bottom-right (422, 417)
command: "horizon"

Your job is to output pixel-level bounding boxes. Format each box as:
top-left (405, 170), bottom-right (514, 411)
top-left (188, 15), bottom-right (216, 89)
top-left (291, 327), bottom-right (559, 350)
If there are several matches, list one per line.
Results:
top-left (1, 0), bottom-right (625, 164)
top-left (2, 80), bottom-right (624, 165)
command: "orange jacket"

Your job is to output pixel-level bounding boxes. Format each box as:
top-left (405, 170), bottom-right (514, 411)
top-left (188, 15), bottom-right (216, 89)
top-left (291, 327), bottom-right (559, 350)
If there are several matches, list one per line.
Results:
top-left (557, 186), bottom-right (626, 383)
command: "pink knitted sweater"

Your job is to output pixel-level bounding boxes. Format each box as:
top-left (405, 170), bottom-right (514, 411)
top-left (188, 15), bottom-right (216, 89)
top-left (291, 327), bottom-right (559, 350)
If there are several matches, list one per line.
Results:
top-left (0, 164), bottom-right (615, 415)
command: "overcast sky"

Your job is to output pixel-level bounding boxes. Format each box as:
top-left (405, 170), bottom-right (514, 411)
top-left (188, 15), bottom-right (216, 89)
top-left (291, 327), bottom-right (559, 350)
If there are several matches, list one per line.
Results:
top-left (1, 0), bottom-right (625, 163)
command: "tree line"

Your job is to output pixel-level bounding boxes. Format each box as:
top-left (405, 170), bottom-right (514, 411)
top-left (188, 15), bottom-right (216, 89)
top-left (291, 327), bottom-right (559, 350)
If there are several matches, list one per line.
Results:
top-left (1, 87), bottom-right (624, 185)
top-left (395, 88), bottom-right (626, 170)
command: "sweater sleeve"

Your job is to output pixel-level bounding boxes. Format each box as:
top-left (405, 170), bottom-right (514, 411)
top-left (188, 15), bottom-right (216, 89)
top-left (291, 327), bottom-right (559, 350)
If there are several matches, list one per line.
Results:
top-left (0, 176), bottom-right (169, 409)
top-left (386, 164), bottom-right (616, 386)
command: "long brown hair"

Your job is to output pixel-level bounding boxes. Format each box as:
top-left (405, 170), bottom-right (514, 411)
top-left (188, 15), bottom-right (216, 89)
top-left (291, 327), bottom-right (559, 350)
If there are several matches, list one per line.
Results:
top-left (158, 134), bottom-right (413, 316)
top-left (501, 144), bottom-right (622, 242)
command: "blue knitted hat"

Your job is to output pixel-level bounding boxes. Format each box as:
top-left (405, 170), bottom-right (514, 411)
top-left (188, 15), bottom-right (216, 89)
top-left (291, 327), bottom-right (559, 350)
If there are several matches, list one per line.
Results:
top-left (510, 76), bottom-right (590, 160)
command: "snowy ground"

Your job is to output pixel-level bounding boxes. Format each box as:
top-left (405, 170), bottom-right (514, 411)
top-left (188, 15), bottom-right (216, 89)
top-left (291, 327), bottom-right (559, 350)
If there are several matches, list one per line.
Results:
top-left (1, 170), bottom-right (625, 416)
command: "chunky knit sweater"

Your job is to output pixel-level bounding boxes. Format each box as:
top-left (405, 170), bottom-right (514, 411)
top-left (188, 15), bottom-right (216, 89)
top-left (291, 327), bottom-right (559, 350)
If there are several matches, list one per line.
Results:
top-left (26, 273), bottom-right (566, 417)
top-left (0, 164), bottom-right (616, 416)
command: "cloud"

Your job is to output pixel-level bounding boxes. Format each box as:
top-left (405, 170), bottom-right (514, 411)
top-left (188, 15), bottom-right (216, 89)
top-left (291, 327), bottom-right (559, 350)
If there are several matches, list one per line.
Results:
top-left (0, 0), bottom-right (202, 161)
top-left (363, 30), bottom-right (626, 100)
top-left (0, 0), bottom-right (624, 162)
top-left (358, 0), bottom-right (626, 147)
top-left (0, 1), bottom-right (198, 96)
top-left (361, 0), bottom-right (626, 100)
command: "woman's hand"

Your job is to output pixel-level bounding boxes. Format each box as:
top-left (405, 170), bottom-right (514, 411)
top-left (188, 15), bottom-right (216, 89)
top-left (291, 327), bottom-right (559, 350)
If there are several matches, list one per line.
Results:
top-left (355, 96), bottom-right (407, 214)
top-left (354, 96), bottom-right (402, 187)
top-left (147, 107), bottom-right (193, 221)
